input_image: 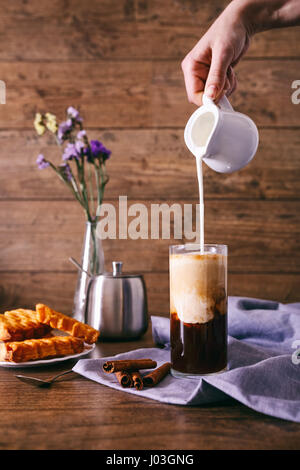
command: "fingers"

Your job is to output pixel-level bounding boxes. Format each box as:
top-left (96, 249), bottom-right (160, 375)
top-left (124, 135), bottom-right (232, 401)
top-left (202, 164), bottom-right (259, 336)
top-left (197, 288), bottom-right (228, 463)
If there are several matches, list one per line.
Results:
top-left (204, 44), bottom-right (234, 100)
top-left (215, 67), bottom-right (237, 102)
top-left (225, 66), bottom-right (237, 96)
top-left (181, 55), bottom-right (208, 106)
top-left (181, 46), bottom-right (237, 106)
top-left (193, 91), bottom-right (205, 107)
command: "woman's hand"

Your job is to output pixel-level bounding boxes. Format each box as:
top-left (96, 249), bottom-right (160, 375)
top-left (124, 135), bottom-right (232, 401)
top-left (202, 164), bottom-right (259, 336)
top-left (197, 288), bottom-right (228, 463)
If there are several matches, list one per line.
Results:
top-left (181, 0), bottom-right (300, 106)
top-left (181, 2), bottom-right (250, 106)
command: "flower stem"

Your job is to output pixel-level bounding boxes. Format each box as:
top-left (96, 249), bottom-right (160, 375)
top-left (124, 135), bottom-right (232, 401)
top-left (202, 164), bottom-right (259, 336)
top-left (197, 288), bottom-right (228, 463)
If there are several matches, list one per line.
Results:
top-left (75, 158), bottom-right (92, 222)
top-left (87, 162), bottom-right (95, 217)
top-left (48, 162), bottom-right (87, 213)
top-left (94, 162), bottom-right (102, 208)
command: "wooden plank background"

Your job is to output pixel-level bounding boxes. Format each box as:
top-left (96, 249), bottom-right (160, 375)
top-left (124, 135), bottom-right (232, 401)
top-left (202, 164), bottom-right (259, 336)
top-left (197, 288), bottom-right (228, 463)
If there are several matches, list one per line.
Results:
top-left (0, 0), bottom-right (299, 316)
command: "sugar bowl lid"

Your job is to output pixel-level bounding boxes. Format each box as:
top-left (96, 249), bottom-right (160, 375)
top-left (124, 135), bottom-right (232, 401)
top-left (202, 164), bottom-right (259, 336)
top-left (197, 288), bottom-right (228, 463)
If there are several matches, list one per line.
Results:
top-left (104, 261), bottom-right (143, 279)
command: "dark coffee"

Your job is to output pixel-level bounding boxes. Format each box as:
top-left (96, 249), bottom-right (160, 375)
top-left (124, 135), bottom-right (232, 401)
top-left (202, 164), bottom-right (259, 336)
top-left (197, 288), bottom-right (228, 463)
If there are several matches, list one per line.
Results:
top-left (169, 249), bottom-right (228, 377)
top-left (170, 311), bottom-right (227, 375)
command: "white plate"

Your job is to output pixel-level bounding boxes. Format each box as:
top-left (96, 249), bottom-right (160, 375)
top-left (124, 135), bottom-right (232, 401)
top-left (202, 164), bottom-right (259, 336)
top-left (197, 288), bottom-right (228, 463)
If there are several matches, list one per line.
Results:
top-left (0, 343), bottom-right (95, 368)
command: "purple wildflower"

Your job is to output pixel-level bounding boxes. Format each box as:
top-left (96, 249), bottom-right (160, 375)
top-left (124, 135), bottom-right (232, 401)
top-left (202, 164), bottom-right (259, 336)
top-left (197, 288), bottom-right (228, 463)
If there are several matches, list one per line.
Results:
top-left (77, 130), bottom-right (86, 139)
top-left (75, 139), bottom-right (85, 154)
top-left (57, 119), bottom-right (73, 143)
top-left (101, 144), bottom-right (111, 161)
top-left (67, 106), bottom-right (82, 122)
top-left (36, 154), bottom-right (50, 170)
top-left (62, 143), bottom-right (80, 161)
top-left (90, 140), bottom-right (102, 156)
top-left (90, 140), bottom-right (111, 161)
top-left (59, 163), bottom-right (73, 181)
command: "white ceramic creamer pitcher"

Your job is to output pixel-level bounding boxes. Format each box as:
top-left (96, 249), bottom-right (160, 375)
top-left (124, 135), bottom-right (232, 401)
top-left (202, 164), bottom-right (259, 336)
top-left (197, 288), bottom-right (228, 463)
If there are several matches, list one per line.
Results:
top-left (184, 94), bottom-right (259, 173)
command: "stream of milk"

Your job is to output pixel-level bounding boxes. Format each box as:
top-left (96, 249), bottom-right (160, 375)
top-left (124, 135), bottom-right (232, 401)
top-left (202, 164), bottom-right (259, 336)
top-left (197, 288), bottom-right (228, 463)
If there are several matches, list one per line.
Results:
top-left (193, 112), bottom-right (216, 254)
top-left (196, 155), bottom-right (205, 254)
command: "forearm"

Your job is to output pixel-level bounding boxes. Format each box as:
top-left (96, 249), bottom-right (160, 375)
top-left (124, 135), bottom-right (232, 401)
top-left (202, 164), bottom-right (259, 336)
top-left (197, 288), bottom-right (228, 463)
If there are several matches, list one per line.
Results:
top-left (181, 0), bottom-right (300, 105)
top-left (229, 0), bottom-right (300, 35)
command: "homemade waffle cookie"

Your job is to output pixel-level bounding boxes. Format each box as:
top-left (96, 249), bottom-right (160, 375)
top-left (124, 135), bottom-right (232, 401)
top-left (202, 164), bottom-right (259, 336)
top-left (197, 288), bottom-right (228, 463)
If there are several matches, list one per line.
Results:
top-left (0, 335), bottom-right (84, 363)
top-left (0, 309), bottom-right (52, 342)
top-left (36, 303), bottom-right (100, 344)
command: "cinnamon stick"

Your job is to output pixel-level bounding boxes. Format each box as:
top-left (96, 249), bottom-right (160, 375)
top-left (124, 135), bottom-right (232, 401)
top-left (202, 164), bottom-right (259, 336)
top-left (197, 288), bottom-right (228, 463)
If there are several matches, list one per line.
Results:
top-left (130, 370), bottom-right (144, 390)
top-left (143, 362), bottom-right (171, 387)
top-left (103, 359), bottom-right (157, 374)
top-left (115, 371), bottom-right (133, 388)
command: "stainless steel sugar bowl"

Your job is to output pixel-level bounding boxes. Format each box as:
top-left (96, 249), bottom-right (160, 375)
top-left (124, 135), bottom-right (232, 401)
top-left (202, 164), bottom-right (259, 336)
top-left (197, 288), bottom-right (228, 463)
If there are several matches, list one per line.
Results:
top-left (85, 261), bottom-right (148, 340)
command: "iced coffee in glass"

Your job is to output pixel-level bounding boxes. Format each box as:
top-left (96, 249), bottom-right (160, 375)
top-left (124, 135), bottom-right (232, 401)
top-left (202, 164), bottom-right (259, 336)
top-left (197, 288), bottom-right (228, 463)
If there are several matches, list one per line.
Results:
top-left (169, 244), bottom-right (227, 377)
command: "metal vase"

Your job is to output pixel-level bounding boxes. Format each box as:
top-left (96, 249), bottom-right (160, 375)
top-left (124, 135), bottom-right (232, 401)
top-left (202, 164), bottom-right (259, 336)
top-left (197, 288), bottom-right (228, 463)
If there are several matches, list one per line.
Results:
top-left (72, 221), bottom-right (105, 322)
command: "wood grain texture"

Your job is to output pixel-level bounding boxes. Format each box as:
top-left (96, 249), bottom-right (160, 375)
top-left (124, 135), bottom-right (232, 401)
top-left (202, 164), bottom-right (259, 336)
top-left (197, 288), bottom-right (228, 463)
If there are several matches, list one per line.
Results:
top-left (1, 128), bottom-right (300, 201)
top-left (0, 0), bottom-right (299, 60)
top-left (0, 271), bottom-right (299, 316)
top-left (0, 1), bottom-right (298, 306)
top-left (0, 59), bottom-right (299, 128)
top-left (0, 200), bottom-right (298, 273)
top-left (0, 336), bottom-right (299, 450)
top-left (0, 1), bottom-right (300, 450)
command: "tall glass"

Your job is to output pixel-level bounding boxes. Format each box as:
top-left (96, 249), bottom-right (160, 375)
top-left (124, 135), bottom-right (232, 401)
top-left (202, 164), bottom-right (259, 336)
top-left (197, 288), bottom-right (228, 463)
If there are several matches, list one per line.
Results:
top-left (169, 244), bottom-right (228, 378)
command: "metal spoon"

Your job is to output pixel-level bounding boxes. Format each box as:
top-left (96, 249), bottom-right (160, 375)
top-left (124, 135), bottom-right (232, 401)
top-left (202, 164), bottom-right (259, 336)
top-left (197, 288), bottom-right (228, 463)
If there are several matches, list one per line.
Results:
top-left (16, 369), bottom-right (74, 388)
top-left (69, 257), bottom-right (92, 277)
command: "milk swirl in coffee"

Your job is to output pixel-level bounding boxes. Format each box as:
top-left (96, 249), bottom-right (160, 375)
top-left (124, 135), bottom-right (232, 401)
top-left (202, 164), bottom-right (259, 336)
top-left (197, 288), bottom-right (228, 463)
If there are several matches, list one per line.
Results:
top-left (170, 111), bottom-right (227, 376)
top-left (170, 252), bottom-right (226, 325)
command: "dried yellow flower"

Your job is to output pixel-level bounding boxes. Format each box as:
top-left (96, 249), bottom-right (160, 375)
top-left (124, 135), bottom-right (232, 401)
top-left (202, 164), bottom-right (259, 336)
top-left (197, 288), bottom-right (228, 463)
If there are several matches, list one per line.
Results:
top-left (34, 113), bottom-right (46, 136)
top-left (45, 112), bottom-right (58, 133)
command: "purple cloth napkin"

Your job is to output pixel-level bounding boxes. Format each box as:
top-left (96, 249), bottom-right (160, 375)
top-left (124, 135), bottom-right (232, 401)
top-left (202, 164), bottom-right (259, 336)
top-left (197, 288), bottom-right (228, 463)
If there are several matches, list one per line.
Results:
top-left (73, 297), bottom-right (300, 422)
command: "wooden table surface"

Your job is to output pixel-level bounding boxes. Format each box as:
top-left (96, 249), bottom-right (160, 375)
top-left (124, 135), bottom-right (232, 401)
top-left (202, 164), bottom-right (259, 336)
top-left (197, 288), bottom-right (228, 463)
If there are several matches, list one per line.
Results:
top-left (1, 327), bottom-right (299, 451)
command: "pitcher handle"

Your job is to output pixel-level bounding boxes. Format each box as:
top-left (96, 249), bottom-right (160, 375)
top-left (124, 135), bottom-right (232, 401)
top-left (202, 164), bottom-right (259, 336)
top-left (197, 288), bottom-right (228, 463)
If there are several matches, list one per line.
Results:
top-left (202, 94), bottom-right (234, 112)
top-left (218, 95), bottom-right (234, 112)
